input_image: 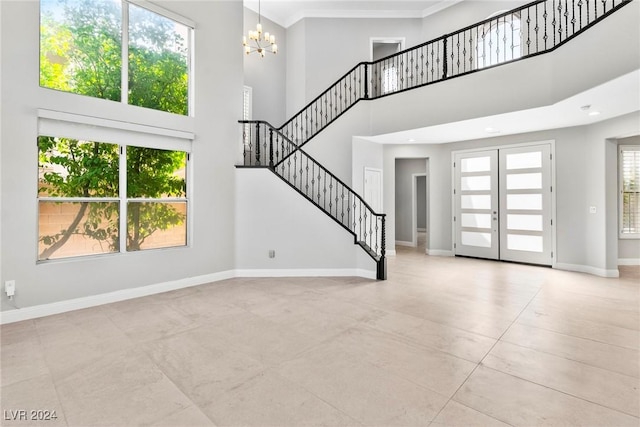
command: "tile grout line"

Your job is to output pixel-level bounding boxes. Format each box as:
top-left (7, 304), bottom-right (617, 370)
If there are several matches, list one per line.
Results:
top-left (497, 336), bottom-right (640, 380)
top-left (32, 319), bottom-right (71, 427)
top-left (513, 318), bottom-right (640, 350)
top-left (428, 284), bottom-right (544, 426)
top-left (477, 364), bottom-right (640, 420)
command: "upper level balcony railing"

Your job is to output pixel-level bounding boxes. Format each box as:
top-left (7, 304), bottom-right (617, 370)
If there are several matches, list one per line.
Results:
top-left (267, 0), bottom-right (632, 149)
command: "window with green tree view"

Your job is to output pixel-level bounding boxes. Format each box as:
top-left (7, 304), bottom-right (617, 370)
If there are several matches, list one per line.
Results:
top-left (38, 137), bottom-right (188, 261)
top-left (40, 0), bottom-right (192, 115)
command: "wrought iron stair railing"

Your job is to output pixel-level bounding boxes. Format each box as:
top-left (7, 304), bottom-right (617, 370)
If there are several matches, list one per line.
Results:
top-left (270, 0), bottom-right (632, 149)
top-left (238, 0), bottom-right (632, 280)
top-left (240, 120), bottom-right (387, 280)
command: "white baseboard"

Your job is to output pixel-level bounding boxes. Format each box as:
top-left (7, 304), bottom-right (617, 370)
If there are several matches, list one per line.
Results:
top-left (396, 240), bottom-right (416, 247)
top-left (618, 258), bottom-right (640, 266)
top-left (386, 250), bottom-right (397, 256)
top-left (0, 268), bottom-right (376, 324)
top-left (554, 263), bottom-right (619, 278)
top-left (235, 268), bottom-right (376, 280)
top-left (427, 249), bottom-right (454, 257)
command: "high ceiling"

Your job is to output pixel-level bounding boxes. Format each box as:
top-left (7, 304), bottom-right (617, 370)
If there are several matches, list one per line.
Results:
top-left (244, 0), bottom-right (462, 28)
top-left (244, 1), bottom-right (639, 144)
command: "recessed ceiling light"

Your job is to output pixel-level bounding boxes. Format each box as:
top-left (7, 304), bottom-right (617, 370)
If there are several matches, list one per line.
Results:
top-left (485, 127), bottom-right (500, 134)
top-left (408, 138), bottom-right (416, 142)
top-left (588, 111), bottom-right (601, 116)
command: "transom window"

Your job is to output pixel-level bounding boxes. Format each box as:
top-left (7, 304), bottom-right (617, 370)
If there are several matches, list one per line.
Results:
top-left (38, 135), bottom-right (189, 261)
top-left (40, 0), bottom-right (193, 115)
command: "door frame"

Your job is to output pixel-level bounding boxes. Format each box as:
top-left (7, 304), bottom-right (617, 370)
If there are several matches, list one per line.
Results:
top-left (412, 173), bottom-right (428, 252)
top-left (450, 140), bottom-right (557, 267)
top-left (364, 166), bottom-right (383, 212)
top-left (370, 37), bottom-right (406, 61)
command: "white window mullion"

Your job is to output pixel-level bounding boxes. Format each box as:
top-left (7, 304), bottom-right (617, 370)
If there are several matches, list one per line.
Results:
top-left (120, 145), bottom-right (128, 253)
top-left (121, 1), bottom-right (129, 105)
top-left (188, 28), bottom-right (194, 116)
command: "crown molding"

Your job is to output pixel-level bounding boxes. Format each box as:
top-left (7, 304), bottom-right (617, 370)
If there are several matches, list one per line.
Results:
top-left (245, 1), bottom-right (463, 29)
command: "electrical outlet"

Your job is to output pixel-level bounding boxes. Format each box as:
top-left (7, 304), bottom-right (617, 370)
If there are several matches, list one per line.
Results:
top-left (5, 280), bottom-right (16, 298)
top-left (268, 250), bottom-right (276, 258)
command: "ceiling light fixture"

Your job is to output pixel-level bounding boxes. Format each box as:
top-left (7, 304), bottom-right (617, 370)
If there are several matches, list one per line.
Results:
top-left (588, 111), bottom-right (601, 116)
top-left (243, 0), bottom-right (277, 57)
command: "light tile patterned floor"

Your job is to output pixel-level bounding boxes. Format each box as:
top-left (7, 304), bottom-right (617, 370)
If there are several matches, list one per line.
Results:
top-left (1, 246), bottom-right (639, 426)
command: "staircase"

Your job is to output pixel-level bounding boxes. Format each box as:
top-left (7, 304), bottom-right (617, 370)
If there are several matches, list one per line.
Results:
top-left (238, 0), bottom-right (632, 280)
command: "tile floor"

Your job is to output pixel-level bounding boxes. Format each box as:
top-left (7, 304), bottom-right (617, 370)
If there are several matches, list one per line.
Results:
top-left (1, 245), bottom-right (639, 426)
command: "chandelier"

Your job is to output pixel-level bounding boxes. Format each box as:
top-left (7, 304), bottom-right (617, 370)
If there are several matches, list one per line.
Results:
top-left (243, 0), bottom-right (277, 57)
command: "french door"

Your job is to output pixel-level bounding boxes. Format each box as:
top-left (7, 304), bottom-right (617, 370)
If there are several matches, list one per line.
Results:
top-left (454, 144), bottom-right (553, 265)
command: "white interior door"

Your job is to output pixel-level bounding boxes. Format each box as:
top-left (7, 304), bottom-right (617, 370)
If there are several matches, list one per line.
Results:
top-left (499, 145), bottom-right (553, 265)
top-left (454, 150), bottom-right (499, 259)
top-left (454, 144), bottom-right (553, 266)
top-left (364, 167), bottom-right (383, 212)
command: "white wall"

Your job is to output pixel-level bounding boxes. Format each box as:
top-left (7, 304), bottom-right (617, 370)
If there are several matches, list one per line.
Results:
top-left (420, 1), bottom-right (527, 41)
top-left (383, 143), bottom-right (450, 255)
top-left (235, 168), bottom-right (376, 276)
top-left (370, 1), bottom-right (639, 137)
top-left (244, 8), bottom-right (287, 126)
top-left (304, 102), bottom-right (372, 185)
top-left (378, 112), bottom-right (640, 276)
top-left (352, 137), bottom-right (383, 197)
top-left (285, 19), bottom-right (306, 118)
top-left (417, 176), bottom-right (427, 230)
top-left (0, 1), bottom-right (243, 311)
top-left (395, 158), bottom-right (427, 244)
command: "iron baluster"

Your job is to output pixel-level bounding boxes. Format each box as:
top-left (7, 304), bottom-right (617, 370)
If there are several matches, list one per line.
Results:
top-left (564, 0), bottom-right (569, 39)
top-left (323, 170), bottom-right (327, 210)
top-left (358, 200), bottom-right (362, 243)
top-left (456, 32), bottom-right (460, 75)
top-left (535, 3), bottom-right (540, 53)
top-left (442, 36), bottom-right (447, 79)
top-left (255, 122), bottom-right (261, 165)
top-left (305, 156), bottom-right (309, 196)
top-left (572, 0), bottom-right (576, 34)
top-left (578, 0), bottom-right (583, 28)
top-left (341, 186), bottom-right (345, 225)
top-left (268, 128), bottom-right (274, 168)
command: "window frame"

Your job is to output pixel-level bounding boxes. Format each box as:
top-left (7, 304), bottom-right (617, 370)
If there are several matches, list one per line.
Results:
top-left (619, 145), bottom-right (640, 239)
top-left (39, 0), bottom-right (195, 116)
top-left (243, 86), bottom-right (252, 148)
top-left (37, 112), bottom-right (192, 263)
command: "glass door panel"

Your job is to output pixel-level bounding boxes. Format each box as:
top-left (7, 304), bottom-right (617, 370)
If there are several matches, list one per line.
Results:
top-left (454, 150), bottom-right (498, 259)
top-left (454, 144), bottom-right (552, 266)
top-left (499, 144), bottom-right (552, 265)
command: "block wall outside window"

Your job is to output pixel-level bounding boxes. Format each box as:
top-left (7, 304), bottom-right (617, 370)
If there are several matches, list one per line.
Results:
top-left (38, 136), bottom-right (188, 261)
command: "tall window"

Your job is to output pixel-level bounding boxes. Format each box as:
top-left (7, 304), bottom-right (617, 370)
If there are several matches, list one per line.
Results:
top-left (243, 86), bottom-right (252, 147)
top-left (40, 0), bottom-right (192, 115)
top-left (38, 136), bottom-right (188, 261)
top-left (477, 12), bottom-right (521, 69)
top-left (620, 145), bottom-right (640, 237)
top-left (381, 66), bottom-right (399, 94)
